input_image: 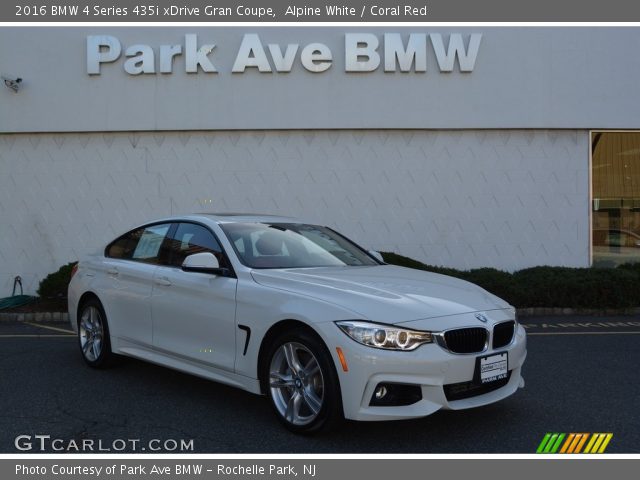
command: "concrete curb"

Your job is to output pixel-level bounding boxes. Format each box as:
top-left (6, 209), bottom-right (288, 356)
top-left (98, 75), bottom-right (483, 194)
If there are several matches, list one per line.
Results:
top-left (517, 307), bottom-right (640, 317)
top-left (0, 312), bottom-right (69, 322)
top-left (1, 308), bottom-right (639, 323)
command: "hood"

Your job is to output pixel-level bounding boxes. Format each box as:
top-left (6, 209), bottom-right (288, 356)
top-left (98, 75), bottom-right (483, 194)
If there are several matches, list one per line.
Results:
top-left (250, 265), bottom-right (510, 323)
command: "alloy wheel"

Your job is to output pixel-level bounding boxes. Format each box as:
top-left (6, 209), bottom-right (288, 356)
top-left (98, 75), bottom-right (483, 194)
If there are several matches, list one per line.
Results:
top-left (79, 305), bottom-right (104, 362)
top-left (269, 342), bottom-right (325, 426)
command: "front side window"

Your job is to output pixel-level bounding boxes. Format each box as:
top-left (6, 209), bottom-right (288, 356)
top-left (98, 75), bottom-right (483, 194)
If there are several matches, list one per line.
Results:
top-left (106, 223), bottom-right (171, 264)
top-left (220, 223), bottom-right (379, 269)
top-left (165, 222), bottom-right (224, 267)
top-left (592, 132), bottom-right (640, 266)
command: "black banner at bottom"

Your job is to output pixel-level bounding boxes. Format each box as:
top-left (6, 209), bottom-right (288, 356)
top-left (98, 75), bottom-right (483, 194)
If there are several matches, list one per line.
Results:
top-left (5, 459), bottom-right (639, 480)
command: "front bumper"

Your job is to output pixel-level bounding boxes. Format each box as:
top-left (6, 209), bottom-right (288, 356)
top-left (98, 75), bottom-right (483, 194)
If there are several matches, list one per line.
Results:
top-left (315, 319), bottom-right (527, 421)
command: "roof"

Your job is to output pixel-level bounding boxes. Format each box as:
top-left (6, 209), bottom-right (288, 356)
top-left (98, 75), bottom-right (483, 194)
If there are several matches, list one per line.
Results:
top-left (188, 212), bottom-right (306, 224)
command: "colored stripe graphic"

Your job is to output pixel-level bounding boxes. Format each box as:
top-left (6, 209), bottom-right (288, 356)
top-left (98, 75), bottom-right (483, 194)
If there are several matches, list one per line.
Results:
top-left (574, 433), bottom-right (589, 453)
top-left (543, 433), bottom-right (559, 453)
top-left (584, 434), bottom-right (598, 453)
top-left (548, 433), bottom-right (565, 453)
top-left (598, 433), bottom-right (613, 453)
top-left (538, 433), bottom-right (613, 454)
top-left (584, 433), bottom-right (614, 454)
top-left (567, 433), bottom-right (584, 453)
top-left (536, 433), bottom-right (552, 454)
top-left (537, 433), bottom-right (565, 453)
top-left (560, 433), bottom-right (575, 453)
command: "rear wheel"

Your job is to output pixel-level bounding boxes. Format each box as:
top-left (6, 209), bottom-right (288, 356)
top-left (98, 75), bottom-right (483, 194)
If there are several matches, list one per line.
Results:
top-left (78, 298), bottom-right (114, 368)
top-left (264, 328), bottom-right (342, 433)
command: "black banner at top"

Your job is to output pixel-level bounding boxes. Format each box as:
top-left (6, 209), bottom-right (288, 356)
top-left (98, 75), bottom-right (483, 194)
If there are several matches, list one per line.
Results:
top-left (4, 0), bottom-right (640, 22)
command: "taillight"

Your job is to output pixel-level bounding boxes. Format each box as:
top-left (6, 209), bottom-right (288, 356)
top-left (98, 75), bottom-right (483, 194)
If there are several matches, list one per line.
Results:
top-left (70, 263), bottom-right (79, 280)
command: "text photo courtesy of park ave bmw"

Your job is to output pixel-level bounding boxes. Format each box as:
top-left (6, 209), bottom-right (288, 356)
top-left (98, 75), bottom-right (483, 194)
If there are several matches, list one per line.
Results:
top-left (0, 1), bottom-right (640, 477)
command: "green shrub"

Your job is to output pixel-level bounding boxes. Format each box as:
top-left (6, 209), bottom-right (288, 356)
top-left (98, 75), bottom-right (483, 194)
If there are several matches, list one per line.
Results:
top-left (380, 251), bottom-right (640, 309)
top-left (465, 268), bottom-right (516, 303)
top-left (617, 262), bottom-right (640, 276)
top-left (37, 262), bottom-right (77, 299)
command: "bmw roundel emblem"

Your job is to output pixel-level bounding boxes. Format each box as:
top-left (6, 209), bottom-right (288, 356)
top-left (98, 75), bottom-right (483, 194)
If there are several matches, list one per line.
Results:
top-left (475, 312), bottom-right (488, 323)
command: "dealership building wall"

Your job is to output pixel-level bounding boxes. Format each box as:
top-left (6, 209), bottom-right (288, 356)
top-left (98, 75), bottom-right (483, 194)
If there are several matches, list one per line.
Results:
top-left (0, 27), bottom-right (637, 294)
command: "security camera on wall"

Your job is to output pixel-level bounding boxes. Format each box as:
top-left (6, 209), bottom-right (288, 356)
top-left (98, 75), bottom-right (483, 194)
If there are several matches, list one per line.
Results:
top-left (2, 75), bottom-right (22, 93)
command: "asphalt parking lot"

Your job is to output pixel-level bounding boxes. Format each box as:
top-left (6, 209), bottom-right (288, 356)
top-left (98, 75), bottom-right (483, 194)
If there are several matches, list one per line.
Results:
top-left (0, 316), bottom-right (638, 453)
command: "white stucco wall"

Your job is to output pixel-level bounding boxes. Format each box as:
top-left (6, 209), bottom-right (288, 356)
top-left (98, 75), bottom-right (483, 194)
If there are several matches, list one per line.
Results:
top-left (0, 129), bottom-right (589, 294)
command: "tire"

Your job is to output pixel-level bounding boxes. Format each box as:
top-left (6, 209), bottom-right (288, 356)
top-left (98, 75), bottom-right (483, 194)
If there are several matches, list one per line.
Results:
top-left (262, 328), bottom-right (343, 434)
top-left (77, 298), bottom-right (115, 368)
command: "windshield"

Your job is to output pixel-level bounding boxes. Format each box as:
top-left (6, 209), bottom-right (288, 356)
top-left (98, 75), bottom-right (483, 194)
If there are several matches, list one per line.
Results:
top-left (219, 223), bottom-right (380, 269)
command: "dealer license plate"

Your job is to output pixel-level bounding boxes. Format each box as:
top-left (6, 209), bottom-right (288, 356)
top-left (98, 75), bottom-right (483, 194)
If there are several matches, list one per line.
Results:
top-left (478, 352), bottom-right (508, 384)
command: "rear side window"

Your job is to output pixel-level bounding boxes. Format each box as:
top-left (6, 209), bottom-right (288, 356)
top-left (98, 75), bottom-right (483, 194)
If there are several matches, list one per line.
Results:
top-left (106, 223), bottom-right (172, 264)
top-left (106, 233), bottom-right (138, 259)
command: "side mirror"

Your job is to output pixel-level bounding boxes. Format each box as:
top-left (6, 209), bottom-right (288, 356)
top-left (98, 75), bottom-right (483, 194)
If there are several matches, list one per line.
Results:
top-left (369, 250), bottom-right (384, 263)
top-left (182, 252), bottom-right (226, 275)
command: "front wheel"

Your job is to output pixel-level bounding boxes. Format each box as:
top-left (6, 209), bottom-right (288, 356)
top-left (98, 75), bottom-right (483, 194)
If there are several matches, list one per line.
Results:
top-left (264, 329), bottom-right (343, 434)
top-left (78, 298), bottom-right (114, 368)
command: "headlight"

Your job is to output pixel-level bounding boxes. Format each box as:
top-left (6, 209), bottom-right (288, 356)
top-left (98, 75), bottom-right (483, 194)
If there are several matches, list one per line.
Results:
top-left (335, 321), bottom-right (433, 351)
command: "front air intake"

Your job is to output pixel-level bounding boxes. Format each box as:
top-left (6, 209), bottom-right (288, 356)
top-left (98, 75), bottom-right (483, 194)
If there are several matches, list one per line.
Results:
top-left (444, 371), bottom-right (512, 401)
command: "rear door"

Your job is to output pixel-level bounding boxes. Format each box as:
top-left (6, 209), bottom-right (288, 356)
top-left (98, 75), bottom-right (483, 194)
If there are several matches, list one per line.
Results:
top-left (100, 223), bottom-right (172, 346)
top-left (151, 222), bottom-right (238, 371)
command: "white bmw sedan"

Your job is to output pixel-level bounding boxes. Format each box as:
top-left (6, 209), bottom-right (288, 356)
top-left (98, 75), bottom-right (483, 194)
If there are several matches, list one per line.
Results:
top-left (68, 213), bottom-right (526, 433)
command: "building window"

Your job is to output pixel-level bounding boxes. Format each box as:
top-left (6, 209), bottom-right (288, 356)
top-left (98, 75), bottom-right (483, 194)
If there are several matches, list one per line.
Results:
top-left (592, 132), bottom-right (640, 267)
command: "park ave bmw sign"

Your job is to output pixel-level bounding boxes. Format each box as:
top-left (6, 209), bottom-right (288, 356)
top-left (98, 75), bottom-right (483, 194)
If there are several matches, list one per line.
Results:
top-left (86, 33), bottom-right (482, 75)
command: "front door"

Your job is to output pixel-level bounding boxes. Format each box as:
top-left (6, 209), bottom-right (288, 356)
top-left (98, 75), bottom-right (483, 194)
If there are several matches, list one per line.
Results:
top-left (151, 222), bottom-right (237, 371)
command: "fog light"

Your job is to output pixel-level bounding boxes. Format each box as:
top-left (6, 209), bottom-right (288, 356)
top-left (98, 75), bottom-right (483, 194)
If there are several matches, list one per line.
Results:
top-left (369, 382), bottom-right (422, 407)
top-left (375, 385), bottom-right (388, 399)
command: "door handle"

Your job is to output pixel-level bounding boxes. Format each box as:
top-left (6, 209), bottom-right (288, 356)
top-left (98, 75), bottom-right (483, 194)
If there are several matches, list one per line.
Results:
top-left (107, 268), bottom-right (119, 276)
top-left (154, 277), bottom-right (172, 286)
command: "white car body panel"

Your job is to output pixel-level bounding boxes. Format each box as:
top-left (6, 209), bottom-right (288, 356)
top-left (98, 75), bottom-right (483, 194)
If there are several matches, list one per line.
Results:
top-left (315, 315), bottom-right (527, 421)
top-left (250, 265), bottom-right (509, 324)
top-left (151, 266), bottom-right (238, 371)
top-left (68, 213), bottom-right (527, 422)
top-left (99, 258), bottom-right (157, 345)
